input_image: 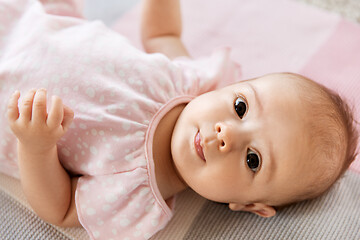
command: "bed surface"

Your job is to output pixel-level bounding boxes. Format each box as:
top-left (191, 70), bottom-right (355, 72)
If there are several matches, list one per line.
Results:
top-left (1, 0), bottom-right (360, 239)
top-left (2, 170), bottom-right (360, 239)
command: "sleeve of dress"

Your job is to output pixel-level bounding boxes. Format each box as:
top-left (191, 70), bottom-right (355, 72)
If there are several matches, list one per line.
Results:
top-left (75, 170), bottom-right (173, 240)
top-left (171, 47), bottom-right (242, 96)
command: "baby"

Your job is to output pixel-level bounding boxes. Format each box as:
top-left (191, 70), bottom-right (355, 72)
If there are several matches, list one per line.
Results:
top-left (1, 0), bottom-right (358, 239)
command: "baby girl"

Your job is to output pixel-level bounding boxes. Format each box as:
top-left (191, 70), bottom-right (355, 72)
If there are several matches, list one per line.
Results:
top-left (1, 0), bottom-right (358, 239)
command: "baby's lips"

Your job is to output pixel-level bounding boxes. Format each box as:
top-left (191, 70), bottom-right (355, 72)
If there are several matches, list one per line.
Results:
top-left (195, 131), bottom-right (206, 162)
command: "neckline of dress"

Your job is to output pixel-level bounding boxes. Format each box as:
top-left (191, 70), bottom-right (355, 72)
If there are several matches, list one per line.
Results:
top-left (144, 95), bottom-right (194, 218)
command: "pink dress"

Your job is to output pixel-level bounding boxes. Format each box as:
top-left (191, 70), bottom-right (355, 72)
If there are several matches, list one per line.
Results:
top-left (0, 0), bottom-right (241, 239)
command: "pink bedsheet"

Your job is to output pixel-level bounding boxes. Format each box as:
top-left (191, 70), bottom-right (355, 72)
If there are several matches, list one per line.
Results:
top-left (112, 0), bottom-right (360, 172)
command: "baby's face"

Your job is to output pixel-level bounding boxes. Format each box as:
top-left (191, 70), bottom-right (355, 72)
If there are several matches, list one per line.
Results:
top-left (171, 73), bottom-right (317, 207)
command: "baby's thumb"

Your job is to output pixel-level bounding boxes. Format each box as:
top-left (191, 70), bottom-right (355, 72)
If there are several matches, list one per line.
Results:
top-left (62, 105), bottom-right (74, 132)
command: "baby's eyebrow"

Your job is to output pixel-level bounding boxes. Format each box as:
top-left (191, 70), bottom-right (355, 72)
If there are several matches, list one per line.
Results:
top-left (247, 83), bottom-right (263, 112)
top-left (246, 82), bottom-right (276, 181)
top-left (265, 138), bottom-right (276, 182)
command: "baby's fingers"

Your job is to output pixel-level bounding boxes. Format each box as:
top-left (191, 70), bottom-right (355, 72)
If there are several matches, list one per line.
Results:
top-left (47, 96), bottom-right (64, 128)
top-left (7, 91), bottom-right (20, 122)
top-left (62, 105), bottom-right (74, 132)
top-left (32, 89), bottom-right (47, 124)
top-left (19, 89), bottom-right (36, 122)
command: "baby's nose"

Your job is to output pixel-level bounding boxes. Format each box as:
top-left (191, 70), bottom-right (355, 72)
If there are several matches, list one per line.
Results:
top-left (215, 122), bottom-right (233, 152)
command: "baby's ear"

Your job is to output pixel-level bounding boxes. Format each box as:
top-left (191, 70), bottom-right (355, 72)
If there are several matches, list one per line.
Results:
top-left (229, 202), bottom-right (276, 218)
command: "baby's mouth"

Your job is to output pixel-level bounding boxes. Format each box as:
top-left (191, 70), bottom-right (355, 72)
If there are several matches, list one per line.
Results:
top-left (194, 131), bottom-right (206, 162)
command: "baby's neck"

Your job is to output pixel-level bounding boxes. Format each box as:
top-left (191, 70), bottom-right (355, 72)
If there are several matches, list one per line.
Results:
top-left (152, 103), bottom-right (188, 201)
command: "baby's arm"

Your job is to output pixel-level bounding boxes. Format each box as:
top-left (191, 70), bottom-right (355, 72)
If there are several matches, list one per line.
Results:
top-left (141, 0), bottom-right (190, 59)
top-left (7, 89), bottom-right (80, 227)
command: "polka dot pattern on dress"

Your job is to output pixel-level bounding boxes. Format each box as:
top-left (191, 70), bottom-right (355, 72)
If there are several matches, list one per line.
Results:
top-left (0, 2), bottom-right (241, 238)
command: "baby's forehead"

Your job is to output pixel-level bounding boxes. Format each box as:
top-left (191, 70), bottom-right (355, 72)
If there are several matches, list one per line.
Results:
top-left (247, 75), bottom-right (308, 108)
top-left (247, 73), bottom-right (325, 105)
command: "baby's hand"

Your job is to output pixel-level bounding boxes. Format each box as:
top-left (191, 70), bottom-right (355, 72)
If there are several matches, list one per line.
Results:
top-left (7, 89), bottom-right (74, 154)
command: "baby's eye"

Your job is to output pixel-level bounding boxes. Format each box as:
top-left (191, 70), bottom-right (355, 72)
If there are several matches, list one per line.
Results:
top-left (234, 96), bottom-right (247, 119)
top-left (247, 149), bottom-right (261, 172)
